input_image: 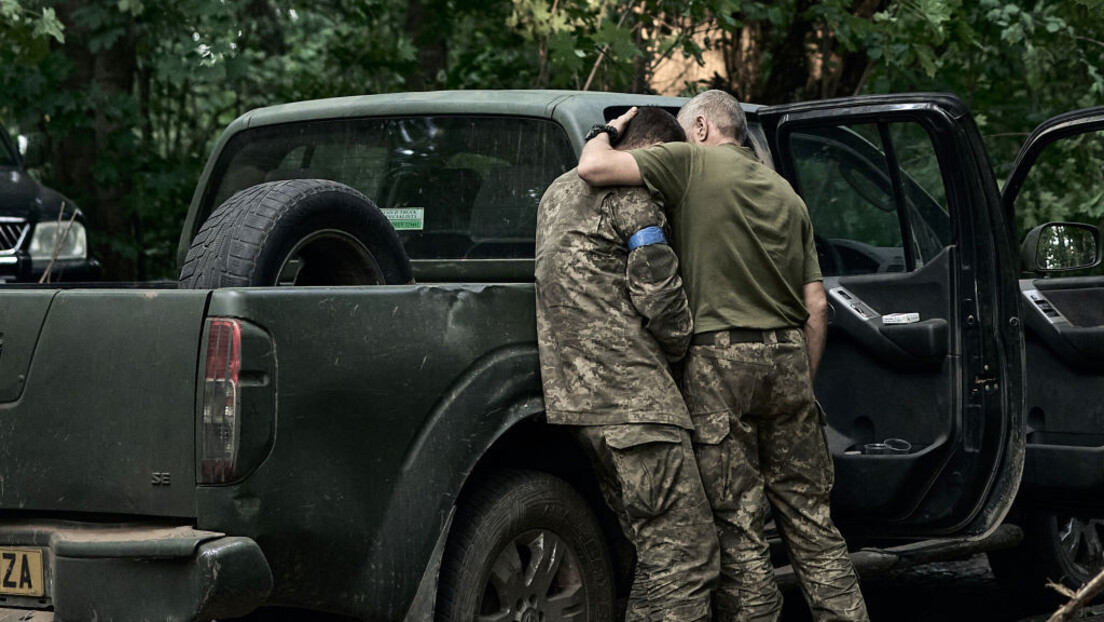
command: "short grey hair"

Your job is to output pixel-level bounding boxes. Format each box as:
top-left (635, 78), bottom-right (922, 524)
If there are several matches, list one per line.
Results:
top-left (677, 90), bottom-right (747, 143)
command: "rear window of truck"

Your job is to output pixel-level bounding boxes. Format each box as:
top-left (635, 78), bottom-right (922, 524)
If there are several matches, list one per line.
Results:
top-left (201, 116), bottom-right (576, 260)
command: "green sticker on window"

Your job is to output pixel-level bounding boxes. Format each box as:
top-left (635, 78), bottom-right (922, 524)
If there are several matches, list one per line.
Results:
top-left (382, 207), bottom-right (425, 231)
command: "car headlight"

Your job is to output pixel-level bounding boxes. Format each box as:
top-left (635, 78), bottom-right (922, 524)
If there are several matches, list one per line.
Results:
top-left (28, 221), bottom-right (87, 261)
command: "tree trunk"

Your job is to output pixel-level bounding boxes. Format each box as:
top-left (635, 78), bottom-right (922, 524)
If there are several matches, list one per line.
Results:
top-left (53, 2), bottom-right (139, 281)
top-left (404, 0), bottom-right (449, 90)
top-left (631, 22), bottom-right (651, 94)
top-left (759, 0), bottom-right (815, 104)
top-left (95, 33), bottom-right (139, 281)
top-left (51, 3), bottom-right (96, 214)
top-left (715, 0), bottom-right (889, 105)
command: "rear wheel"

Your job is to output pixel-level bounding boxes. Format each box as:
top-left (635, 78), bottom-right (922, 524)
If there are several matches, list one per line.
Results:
top-left (179, 179), bottom-right (411, 288)
top-left (436, 470), bottom-right (614, 622)
top-left (989, 510), bottom-right (1104, 606)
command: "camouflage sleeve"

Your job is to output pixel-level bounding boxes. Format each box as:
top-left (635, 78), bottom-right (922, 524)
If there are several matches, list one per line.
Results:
top-left (606, 188), bottom-right (693, 362)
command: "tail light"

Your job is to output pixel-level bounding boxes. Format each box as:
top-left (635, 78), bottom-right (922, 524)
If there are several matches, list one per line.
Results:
top-left (201, 318), bottom-right (241, 483)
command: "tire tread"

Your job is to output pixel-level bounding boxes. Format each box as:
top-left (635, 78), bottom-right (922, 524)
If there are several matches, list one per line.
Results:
top-left (435, 469), bottom-right (613, 621)
top-left (180, 179), bottom-right (410, 288)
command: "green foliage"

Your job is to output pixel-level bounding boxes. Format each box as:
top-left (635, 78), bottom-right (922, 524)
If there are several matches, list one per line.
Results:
top-left (856, 0), bottom-right (1104, 240)
top-left (502, 0), bottom-right (730, 91)
top-left (2, 0), bottom-right (432, 278)
top-left (1, 0), bottom-right (1102, 278)
top-left (1, 0), bottom-right (64, 42)
top-left (1016, 131), bottom-right (1104, 233)
top-left (0, 0), bottom-right (64, 75)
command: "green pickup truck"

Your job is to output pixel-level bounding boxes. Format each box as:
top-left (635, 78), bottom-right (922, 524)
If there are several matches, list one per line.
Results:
top-left (0, 90), bottom-right (1102, 621)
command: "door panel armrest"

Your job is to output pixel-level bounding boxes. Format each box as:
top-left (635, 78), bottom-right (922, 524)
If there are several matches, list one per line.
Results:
top-left (879, 319), bottom-right (949, 360)
top-left (1054, 325), bottom-right (1104, 371)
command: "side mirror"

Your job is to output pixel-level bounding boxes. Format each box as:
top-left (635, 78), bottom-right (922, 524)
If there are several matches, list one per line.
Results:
top-left (1021, 222), bottom-right (1102, 275)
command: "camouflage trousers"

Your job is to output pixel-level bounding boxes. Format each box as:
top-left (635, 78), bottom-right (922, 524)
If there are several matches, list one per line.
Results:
top-left (576, 423), bottom-right (720, 622)
top-left (681, 329), bottom-right (868, 622)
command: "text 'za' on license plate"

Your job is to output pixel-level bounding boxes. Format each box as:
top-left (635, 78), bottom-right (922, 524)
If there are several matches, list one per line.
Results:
top-left (0, 547), bottom-right (45, 597)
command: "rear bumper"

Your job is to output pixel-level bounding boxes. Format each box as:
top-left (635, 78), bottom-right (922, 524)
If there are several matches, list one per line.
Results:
top-left (0, 521), bottom-right (272, 621)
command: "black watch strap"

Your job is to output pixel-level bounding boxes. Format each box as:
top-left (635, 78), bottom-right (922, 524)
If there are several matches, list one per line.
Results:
top-left (585, 124), bottom-right (619, 142)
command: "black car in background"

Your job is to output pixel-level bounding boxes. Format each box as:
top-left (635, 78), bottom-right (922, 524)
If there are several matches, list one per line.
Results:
top-left (0, 129), bottom-right (99, 282)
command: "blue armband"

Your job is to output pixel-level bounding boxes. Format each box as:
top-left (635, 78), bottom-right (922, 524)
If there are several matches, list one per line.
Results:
top-left (627, 226), bottom-right (668, 250)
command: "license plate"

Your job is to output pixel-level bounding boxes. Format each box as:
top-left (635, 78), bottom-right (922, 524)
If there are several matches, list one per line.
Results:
top-left (0, 547), bottom-right (45, 597)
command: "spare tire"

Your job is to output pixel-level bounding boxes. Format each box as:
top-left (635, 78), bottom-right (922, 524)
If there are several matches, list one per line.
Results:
top-left (179, 179), bottom-right (412, 288)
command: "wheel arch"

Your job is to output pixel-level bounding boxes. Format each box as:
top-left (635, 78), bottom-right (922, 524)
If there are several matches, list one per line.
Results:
top-left (458, 413), bottom-right (633, 592)
top-left (389, 345), bottom-right (630, 620)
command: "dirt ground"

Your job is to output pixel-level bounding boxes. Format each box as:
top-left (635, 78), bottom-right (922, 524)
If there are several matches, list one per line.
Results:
top-left (779, 555), bottom-right (1104, 622)
top-left (224, 553), bottom-right (1104, 621)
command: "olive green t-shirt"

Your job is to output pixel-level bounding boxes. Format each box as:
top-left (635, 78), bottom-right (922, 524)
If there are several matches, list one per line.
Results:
top-left (631, 142), bottom-right (821, 332)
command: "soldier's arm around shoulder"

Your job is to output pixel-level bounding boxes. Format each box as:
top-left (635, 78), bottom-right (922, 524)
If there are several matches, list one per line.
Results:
top-left (607, 187), bottom-right (693, 362)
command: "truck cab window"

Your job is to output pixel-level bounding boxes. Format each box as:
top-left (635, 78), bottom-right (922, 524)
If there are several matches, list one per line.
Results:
top-left (205, 117), bottom-right (575, 261)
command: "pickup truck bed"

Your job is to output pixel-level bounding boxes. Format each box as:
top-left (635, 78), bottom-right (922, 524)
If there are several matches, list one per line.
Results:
top-left (1, 283), bottom-right (543, 619)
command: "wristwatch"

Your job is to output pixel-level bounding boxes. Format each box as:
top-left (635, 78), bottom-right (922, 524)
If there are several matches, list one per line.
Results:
top-left (584, 124), bottom-right (619, 142)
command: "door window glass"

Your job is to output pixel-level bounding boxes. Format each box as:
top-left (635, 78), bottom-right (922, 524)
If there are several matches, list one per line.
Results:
top-left (1016, 130), bottom-right (1104, 231)
top-left (892, 122), bottom-right (953, 263)
top-left (1015, 129), bottom-right (1104, 276)
top-left (205, 116), bottom-right (576, 260)
top-left (787, 121), bottom-right (952, 276)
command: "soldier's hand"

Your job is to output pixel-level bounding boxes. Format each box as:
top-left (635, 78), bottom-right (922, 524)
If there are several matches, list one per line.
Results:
top-left (610, 107), bottom-right (638, 134)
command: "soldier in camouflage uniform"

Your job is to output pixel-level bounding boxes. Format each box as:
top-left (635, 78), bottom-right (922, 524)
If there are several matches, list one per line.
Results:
top-left (535, 107), bottom-right (719, 622)
top-left (577, 92), bottom-right (868, 622)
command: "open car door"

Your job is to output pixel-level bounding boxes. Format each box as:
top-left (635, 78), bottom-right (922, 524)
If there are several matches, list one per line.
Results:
top-left (998, 107), bottom-right (1104, 589)
top-left (756, 94), bottom-right (1024, 540)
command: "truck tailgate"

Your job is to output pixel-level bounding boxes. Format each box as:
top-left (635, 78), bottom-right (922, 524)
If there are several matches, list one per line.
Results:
top-left (0, 289), bottom-right (210, 517)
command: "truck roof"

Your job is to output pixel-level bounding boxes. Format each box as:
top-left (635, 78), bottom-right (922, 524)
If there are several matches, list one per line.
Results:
top-left (232, 89), bottom-right (762, 132)
top-left (181, 89), bottom-right (768, 269)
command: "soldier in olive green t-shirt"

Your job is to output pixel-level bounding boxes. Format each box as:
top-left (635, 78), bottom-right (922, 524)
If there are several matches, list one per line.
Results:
top-left (578, 91), bottom-right (869, 622)
top-left (630, 140), bottom-right (821, 334)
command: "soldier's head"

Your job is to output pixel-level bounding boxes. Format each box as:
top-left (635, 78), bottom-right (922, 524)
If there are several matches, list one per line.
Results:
top-left (677, 89), bottom-right (746, 146)
top-left (614, 107), bottom-right (686, 150)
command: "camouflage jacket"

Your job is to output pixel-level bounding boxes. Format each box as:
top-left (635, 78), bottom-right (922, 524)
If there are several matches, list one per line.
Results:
top-left (535, 169), bottom-right (693, 428)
